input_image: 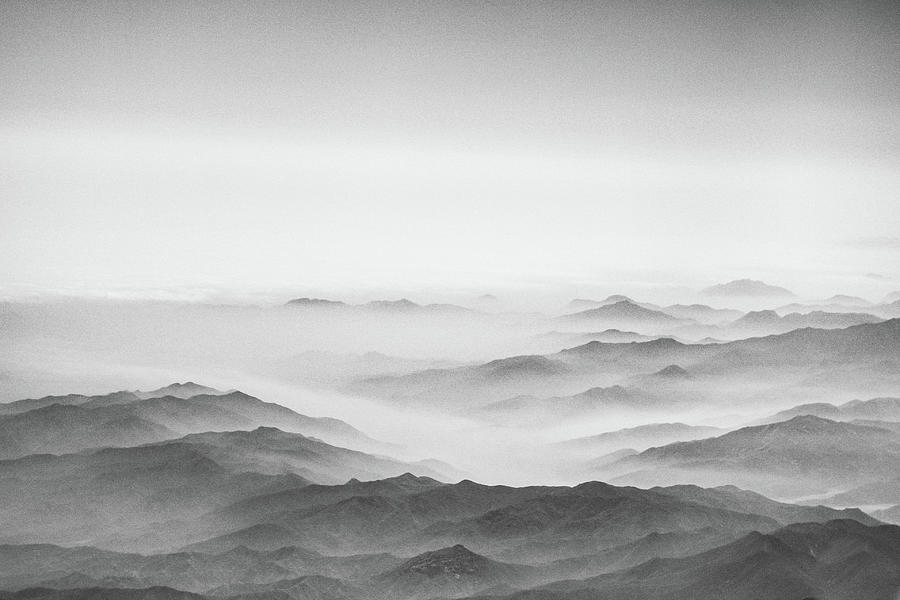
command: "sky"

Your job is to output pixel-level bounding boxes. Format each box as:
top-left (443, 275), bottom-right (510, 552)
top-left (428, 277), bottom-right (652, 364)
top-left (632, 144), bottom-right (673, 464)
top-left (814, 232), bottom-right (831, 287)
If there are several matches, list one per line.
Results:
top-left (2, 0), bottom-right (899, 302)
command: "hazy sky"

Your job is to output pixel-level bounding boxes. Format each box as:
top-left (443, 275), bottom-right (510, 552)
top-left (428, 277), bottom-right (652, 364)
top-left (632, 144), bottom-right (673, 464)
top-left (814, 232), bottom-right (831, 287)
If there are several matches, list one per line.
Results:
top-left (2, 0), bottom-right (899, 300)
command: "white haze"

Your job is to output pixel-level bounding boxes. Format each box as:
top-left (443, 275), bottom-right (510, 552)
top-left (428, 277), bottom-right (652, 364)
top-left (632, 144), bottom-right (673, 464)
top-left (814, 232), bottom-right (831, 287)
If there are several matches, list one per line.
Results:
top-left (3, 295), bottom-right (897, 486)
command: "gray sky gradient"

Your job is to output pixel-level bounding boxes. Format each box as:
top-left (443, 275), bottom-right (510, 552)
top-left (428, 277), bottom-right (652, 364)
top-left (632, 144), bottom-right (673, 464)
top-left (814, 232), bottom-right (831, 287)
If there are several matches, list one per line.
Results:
top-left (2, 0), bottom-right (899, 300)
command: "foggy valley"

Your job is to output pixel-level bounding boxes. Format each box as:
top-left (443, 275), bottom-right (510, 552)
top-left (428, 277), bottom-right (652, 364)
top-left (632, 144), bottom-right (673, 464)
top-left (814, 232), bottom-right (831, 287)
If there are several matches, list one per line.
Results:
top-left (3, 285), bottom-right (900, 599)
top-left (3, 0), bottom-right (900, 598)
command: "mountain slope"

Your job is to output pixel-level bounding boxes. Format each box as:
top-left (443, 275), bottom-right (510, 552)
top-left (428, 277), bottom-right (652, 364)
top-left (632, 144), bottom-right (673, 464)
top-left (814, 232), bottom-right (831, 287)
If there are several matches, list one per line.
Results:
top-left (375, 545), bottom-right (532, 599)
top-left (561, 300), bottom-right (682, 326)
top-left (609, 416), bottom-right (900, 496)
top-left (702, 279), bottom-right (794, 297)
top-left (164, 427), bottom-right (447, 484)
top-left (0, 387), bottom-right (381, 455)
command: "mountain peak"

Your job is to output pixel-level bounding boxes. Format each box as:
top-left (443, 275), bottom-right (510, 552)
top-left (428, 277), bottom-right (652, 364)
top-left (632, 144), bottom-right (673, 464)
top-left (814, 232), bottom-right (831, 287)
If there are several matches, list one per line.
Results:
top-left (393, 545), bottom-right (489, 577)
top-left (136, 382), bottom-right (223, 400)
top-left (654, 364), bottom-right (690, 378)
top-left (564, 300), bottom-right (677, 322)
top-left (824, 294), bottom-right (870, 305)
top-left (602, 294), bottom-right (634, 304)
top-left (702, 279), bottom-right (795, 297)
top-left (285, 297), bottom-right (347, 307)
top-left (366, 298), bottom-right (422, 311)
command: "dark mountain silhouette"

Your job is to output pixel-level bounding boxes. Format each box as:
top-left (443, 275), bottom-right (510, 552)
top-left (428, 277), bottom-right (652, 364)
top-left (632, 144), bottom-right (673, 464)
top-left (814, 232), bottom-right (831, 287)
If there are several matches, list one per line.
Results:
top-left (0, 588), bottom-right (208, 600)
top-left (649, 484), bottom-right (879, 527)
top-left (209, 575), bottom-right (362, 600)
top-left (376, 545), bottom-right (531, 599)
top-left (162, 427), bottom-right (447, 484)
top-left (0, 443), bottom-right (309, 550)
top-left (702, 278), bottom-right (795, 297)
top-left (184, 474), bottom-right (875, 563)
top-left (0, 404), bottom-right (175, 459)
top-left (0, 388), bottom-right (380, 455)
top-left (491, 519), bottom-right (900, 600)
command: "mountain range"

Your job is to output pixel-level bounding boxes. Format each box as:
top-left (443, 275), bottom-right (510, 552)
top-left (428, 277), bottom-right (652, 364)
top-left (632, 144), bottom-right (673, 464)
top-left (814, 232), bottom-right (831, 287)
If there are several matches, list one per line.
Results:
top-left (0, 387), bottom-right (381, 458)
top-left (701, 279), bottom-right (795, 297)
top-left (607, 415), bottom-right (900, 497)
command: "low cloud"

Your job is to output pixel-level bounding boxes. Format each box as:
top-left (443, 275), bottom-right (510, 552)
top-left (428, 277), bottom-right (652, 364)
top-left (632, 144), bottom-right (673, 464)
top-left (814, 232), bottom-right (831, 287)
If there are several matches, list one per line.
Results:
top-left (847, 236), bottom-right (900, 250)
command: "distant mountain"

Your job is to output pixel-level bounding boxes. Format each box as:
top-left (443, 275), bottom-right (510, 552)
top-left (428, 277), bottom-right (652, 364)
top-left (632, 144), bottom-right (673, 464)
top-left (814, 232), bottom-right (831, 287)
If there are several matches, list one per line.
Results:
top-left (164, 427), bottom-right (448, 484)
top-left (562, 318), bottom-right (900, 370)
top-left (824, 294), bottom-right (871, 306)
top-left (0, 387), bottom-right (381, 455)
top-left (269, 350), bottom-right (459, 385)
top-left (532, 330), bottom-right (659, 351)
top-left (363, 299), bottom-right (475, 315)
top-left (0, 391), bottom-right (139, 415)
top-left (556, 422), bottom-right (725, 455)
top-left (649, 484), bottom-right (878, 527)
top-left (563, 295), bottom-right (658, 313)
top-left (285, 297), bottom-right (348, 308)
top-left (659, 303), bottom-right (742, 324)
top-left (284, 297), bottom-right (475, 315)
top-left (881, 299), bottom-right (900, 318)
top-left (874, 504), bottom-right (900, 525)
top-left (651, 364), bottom-right (691, 378)
top-left (609, 415), bottom-right (900, 496)
top-left (883, 290), bottom-right (900, 303)
top-left (757, 396), bottom-right (900, 424)
top-left (351, 354), bottom-right (573, 409)
top-left (355, 318), bottom-right (900, 413)
top-left (133, 382), bottom-right (225, 400)
top-left (729, 309), bottom-right (882, 333)
top-left (824, 476), bottom-right (900, 506)
top-left (477, 386), bottom-right (669, 426)
top-left (376, 545), bottom-right (531, 600)
top-left (561, 300), bottom-right (681, 325)
top-left (563, 298), bottom-right (605, 312)
top-left (702, 279), bottom-right (795, 297)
